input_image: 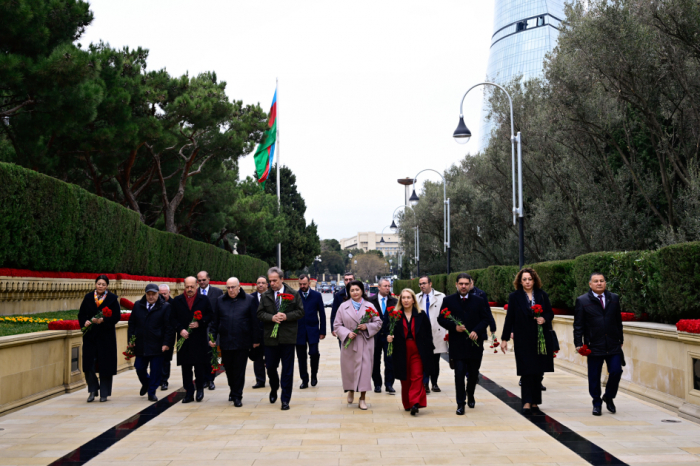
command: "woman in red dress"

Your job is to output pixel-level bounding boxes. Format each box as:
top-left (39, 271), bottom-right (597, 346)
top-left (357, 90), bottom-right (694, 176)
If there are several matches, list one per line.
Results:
top-left (386, 288), bottom-right (435, 415)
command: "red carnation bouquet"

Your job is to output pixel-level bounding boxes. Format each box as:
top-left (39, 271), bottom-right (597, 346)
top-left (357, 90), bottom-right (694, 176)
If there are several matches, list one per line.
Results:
top-left (440, 308), bottom-right (478, 347)
top-left (271, 293), bottom-right (295, 338)
top-left (578, 344), bottom-right (592, 356)
top-left (175, 310), bottom-right (202, 351)
top-left (490, 334), bottom-right (500, 353)
top-left (81, 307), bottom-right (112, 335)
top-left (209, 333), bottom-right (221, 374)
top-left (345, 307), bottom-right (379, 349)
top-left (386, 306), bottom-right (402, 356)
top-left (532, 304), bottom-right (547, 355)
top-left (123, 335), bottom-right (136, 361)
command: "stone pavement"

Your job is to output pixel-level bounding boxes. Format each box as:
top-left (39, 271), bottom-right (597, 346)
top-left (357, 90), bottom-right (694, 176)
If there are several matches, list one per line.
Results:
top-left (1, 329), bottom-right (700, 466)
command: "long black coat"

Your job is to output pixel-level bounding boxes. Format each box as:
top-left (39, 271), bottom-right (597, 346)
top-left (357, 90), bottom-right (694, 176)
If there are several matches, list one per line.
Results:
top-left (501, 289), bottom-right (555, 376)
top-left (438, 293), bottom-right (491, 360)
top-left (201, 285), bottom-right (224, 309)
top-left (127, 295), bottom-right (174, 357)
top-left (78, 291), bottom-right (121, 376)
top-left (368, 293), bottom-right (398, 339)
top-left (257, 286), bottom-right (305, 346)
top-left (389, 310), bottom-right (435, 381)
top-left (209, 291), bottom-right (261, 351)
top-left (161, 296), bottom-right (177, 360)
top-left (573, 290), bottom-right (623, 357)
top-left (171, 293), bottom-right (213, 366)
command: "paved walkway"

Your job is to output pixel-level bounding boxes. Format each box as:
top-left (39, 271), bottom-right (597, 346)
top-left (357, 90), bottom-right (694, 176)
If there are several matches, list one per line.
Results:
top-left (1, 329), bottom-right (700, 466)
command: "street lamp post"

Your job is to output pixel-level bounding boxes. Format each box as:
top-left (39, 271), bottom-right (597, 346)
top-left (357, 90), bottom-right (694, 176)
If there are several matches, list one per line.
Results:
top-left (313, 255), bottom-right (322, 280)
top-left (453, 82), bottom-right (525, 268)
top-left (407, 169), bottom-right (451, 274)
top-left (392, 205), bottom-right (419, 275)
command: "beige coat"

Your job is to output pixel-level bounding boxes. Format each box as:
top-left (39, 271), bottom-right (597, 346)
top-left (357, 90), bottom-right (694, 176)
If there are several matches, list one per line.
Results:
top-left (333, 299), bottom-right (383, 392)
top-left (417, 290), bottom-right (448, 353)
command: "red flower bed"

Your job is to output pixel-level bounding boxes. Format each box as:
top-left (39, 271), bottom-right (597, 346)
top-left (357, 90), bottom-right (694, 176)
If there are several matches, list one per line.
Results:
top-left (552, 308), bottom-right (572, 315)
top-left (120, 312), bottom-right (131, 321)
top-left (503, 304), bottom-right (508, 311)
top-left (621, 312), bottom-right (649, 322)
top-left (48, 320), bottom-right (81, 330)
top-left (677, 319), bottom-right (700, 334)
top-left (488, 302), bottom-right (499, 307)
top-left (120, 298), bottom-right (134, 310)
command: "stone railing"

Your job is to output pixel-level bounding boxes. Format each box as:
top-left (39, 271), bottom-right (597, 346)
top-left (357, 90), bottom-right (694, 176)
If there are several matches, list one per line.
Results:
top-left (491, 308), bottom-right (700, 423)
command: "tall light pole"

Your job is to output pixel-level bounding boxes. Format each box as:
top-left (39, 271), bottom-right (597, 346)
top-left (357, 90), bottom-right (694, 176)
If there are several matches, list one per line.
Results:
top-left (453, 82), bottom-right (525, 269)
top-left (392, 205), bottom-right (419, 275)
top-left (407, 169), bottom-right (451, 274)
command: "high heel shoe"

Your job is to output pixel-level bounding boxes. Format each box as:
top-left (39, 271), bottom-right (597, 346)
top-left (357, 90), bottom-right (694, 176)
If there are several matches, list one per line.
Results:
top-left (358, 399), bottom-right (368, 410)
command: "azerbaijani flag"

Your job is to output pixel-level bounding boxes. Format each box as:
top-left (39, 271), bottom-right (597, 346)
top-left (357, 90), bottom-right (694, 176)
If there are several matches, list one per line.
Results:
top-left (254, 89), bottom-right (277, 187)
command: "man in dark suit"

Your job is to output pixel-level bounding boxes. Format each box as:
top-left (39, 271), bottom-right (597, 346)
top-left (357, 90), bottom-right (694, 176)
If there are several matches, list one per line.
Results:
top-left (197, 270), bottom-right (223, 390)
top-left (330, 272), bottom-right (355, 341)
top-left (465, 278), bottom-right (497, 335)
top-left (367, 278), bottom-right (397, 394)
top-left (296, 274), bottom-right (326, 389)
top-left (438, 273), bottom-right (491, 414)
top-left (574, 272), bottom-right (624, 416)
top-left (250, 276), bottom-right (268, 389)
top-left (158, 284), bottom-right (177, 391)
top-left (257, 267), bottom-right (305, 410)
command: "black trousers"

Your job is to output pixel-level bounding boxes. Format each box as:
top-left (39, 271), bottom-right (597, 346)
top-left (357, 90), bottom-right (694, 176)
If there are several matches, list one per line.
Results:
top-left (423, 353), bottom-right (442, 386)
top-left (296, 343), bottom-right (319, 383)
top-left (453, 355), bottom-right (483, 405)
top-left (265, 344), bottom-right (295, 403)
top-left (134, 355), bottom-right (163, 397)
top-left (253, 351), bottom-right (266, 386)
top-left (222, 349), bottom-right (248, 401)
top-left (521, 373), bottom-right (544, 405)
top-left (588, 353), bottom-right (623, 406)
top-left (161, 349), bottom-right (173, 384)
top-left (372, 337), bottom-right (394, 389)
top-left (181, 363), bottom-right (208, 395)
top-left (85, 356), bottom-right (113, 397)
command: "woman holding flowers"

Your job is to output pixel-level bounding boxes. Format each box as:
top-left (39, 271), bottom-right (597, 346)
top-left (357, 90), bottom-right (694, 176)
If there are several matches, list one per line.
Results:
top-left (333, 280), bottom-right (382, 410)
top-left (78, 275), bottom-right (121, 402)
top-left (500, 268), bottom-right (555, 415)
top-left (386, 289), bottom-right (434, 415)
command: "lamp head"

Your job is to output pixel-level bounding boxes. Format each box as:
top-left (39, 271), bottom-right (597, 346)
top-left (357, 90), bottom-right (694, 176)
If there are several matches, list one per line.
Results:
top-left (453, 115), bottom-right (471, 144)
top-left (409, 189), bottom-right (420, 207)
top-left (379, 236), bottom-right (385, 244)
top-left (390, 220), bottom-right (398, 232)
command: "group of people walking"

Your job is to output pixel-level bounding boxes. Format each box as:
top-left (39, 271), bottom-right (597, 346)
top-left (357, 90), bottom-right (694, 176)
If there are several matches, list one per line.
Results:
top-left (79, 267), bottom-right (625, 418)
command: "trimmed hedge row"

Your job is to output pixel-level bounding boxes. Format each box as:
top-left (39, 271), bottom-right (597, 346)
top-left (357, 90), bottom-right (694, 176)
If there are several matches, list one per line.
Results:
top-left (0, 162), bottom-right (269, 283)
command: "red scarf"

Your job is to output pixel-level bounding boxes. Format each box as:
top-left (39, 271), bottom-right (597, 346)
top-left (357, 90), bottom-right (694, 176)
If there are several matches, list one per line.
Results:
top-left (185, 294), bottom-right (196, 310)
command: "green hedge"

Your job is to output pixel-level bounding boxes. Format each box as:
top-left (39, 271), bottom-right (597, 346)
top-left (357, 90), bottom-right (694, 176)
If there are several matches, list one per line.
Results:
top-left (0, 162), bottom-right (269, 282)
top-left (656, 242), bottom-right (700, 320)
top-left (393, 279), bottom-right (411, 294)
top-left (531, 260), bottom-right (576, 308)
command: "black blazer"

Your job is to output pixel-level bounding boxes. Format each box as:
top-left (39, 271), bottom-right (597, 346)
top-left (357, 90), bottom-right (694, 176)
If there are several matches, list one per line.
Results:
top-left (390, 310), bottom-right (435, 381)
top-left (78, 291), bottom-right (121, 376)
top-left (209, 291), bottom-right (261, 351)
top-left (368, 293), bottom-right (398, 338)
top-left (171, 293), bottom-right (213, 366)
top-left (200, 285), bottom-right (224, 309)
top-left (573, 289), bottom-right (623, 357)
top-left (501, 289), bottom-right (555, 376)
top-left (438, 293), bottom-right (491, 360)
top-left (128, 295), bottom-right (174, 357)
top-left (330, 288), bottom-right (347, 330)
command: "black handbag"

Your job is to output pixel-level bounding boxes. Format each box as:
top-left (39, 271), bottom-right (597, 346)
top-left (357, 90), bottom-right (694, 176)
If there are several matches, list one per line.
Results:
top-left (550, 329), bottom-right (560, 353)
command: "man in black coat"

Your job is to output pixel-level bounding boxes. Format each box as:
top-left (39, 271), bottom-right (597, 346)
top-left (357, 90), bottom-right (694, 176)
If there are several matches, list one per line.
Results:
top-left (209, 277), bottom-right (261, 407)
top-left (197, 271), bottom-right (224, 390)
top-left (250, 276), bottom-right (269, 389)
top-left (466, 278), bottom-right (497, 335)
top-left (438, 273), bottom-right (491, 414)
top-left (158, 284), bottom-right (177, 391)
top-left (128, 284), bottom-right (174, 402)
top-left (330, 272), bottom-right (355, 344)
top-left (296, 275), bottom-right (326, 389)
top-left (172, 276), bottom-right (214, 403)
top-left (574, 272), bottom-right (624, 416)
top-left (367, 278), bottom-right (397, 394)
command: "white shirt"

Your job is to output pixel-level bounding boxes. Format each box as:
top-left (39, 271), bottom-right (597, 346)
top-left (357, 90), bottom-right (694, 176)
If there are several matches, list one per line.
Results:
top-left (257, 292), bottom-right (262, 301)
top-left (421, 289), bottom-right (435, 310)
top-left (200, 285), bottom-right (210, 296)
top-left (377, 293), bottom-right (390, 314)
top-left (274, 285), bottom-right (286, 301)
top-left (594, 292), bottom-right (606, 308)
top-left (460, 293), bottom-right (469, 300)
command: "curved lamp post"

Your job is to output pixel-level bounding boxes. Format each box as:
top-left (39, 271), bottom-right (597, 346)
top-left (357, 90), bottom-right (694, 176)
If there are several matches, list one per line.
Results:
top-left (454, 82), bottom-right (524, 268)
top-left (407, 169), bottom-right (451, 274)
top-left (392, 205), bottom-right (419, 275)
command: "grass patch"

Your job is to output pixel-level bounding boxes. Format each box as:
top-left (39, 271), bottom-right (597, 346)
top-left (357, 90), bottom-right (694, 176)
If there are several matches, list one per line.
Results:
top-left (0, 310), bottom-right (79, 337)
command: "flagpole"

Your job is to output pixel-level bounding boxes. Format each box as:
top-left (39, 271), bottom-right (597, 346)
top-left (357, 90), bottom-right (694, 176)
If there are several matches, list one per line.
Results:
top-left (276, 78), bottom-right (282, 270)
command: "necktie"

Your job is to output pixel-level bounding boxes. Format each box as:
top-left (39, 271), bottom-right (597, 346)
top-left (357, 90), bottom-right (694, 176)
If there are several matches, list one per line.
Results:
top-left (425, 295), bottom-right (430, 319)
top-left (381, 297), bottom-right (386, 314)
top-left (275, 293), bottom-right (281, 311)
top-left (598, 294), bottom-right (605, 309)
top-left (147, 304), bottom-right (152, 312)
top-left (303, 292), bottom-right (308, 299)
top-left (202, 288), bottom-right (207, 296)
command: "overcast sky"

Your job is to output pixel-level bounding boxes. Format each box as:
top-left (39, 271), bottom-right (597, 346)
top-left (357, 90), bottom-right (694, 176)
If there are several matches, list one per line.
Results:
top-left (80, 0), bottom-right (494, 241)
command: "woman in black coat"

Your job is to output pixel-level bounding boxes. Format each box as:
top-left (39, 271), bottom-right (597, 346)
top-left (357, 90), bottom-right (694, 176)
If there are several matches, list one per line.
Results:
top-left (500, 268), bottom-right (555, 414)
top-left (78, 275), bottom-right (121, 402)
top-left (386, 289), bottom-right (434, 416)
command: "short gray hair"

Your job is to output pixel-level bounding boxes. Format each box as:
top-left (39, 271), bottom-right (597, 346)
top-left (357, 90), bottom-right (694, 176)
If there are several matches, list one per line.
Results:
top-left (267, 267), bottom-right (284, 278)
top-left (378, 278), bottom-right (391, 286)
top-left (159, 284), bottom-right (170, 291)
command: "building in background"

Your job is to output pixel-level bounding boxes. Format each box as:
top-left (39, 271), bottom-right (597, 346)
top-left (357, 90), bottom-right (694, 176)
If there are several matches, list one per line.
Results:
top-left (340, 232), bottom-right (400, 256)
top-left (480, 0), bottom-right (566, 148)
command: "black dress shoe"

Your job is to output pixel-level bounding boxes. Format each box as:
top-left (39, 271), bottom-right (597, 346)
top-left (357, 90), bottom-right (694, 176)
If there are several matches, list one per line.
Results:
top-left (87, 392), bottom-right (95, 403)
top-left (99, 396), bottom-right (108, 402)
top-left (531, 406), bottom-right (543, 415)
top-left (270, 390), bottom-right (278, 404)
top-left (592, 405), bottom-right (602, 416)
top-left (252, 382), bottom-right (265, 389)
top-left (196, 389), bottom-right (204, 402)
top-left (300, 381), bottom-right (309, 389)
top-left (228, 391), bottom-right (233, 402)
top-left (161, 382), bottom-right (168, 391)
top-left (456, 404), bottom-right (466, 415)
top-left (233, 399), bottom-right (243, 408)
top-left (374, 386), bottom-right (381, 393)
top-left (541, 384), bottom-right (546, 391)
top-left (410, 404), bottom-right (420, 416)
top-left (140, 385), bottom-right (148, 396)
top-left (311, 375), bottom-right (318, 387)
top-left (386, 386), bottom-right (396, 395)
top-left (208, 381), bottom-right (215, 390)
top-left (182, 394), bottom-right (194, 403)
top-left (602, 395), bottom-right (616, 413)
top-left (467, 396), bottom-right (475, 409)
top-left (424, 384), bottom-right (431, 394)
top-left (523, 408), bottom-right (532, 415)
top-left (281, 402), bottom-right (290, 410)
top-left (148, 394), bottom-right (158, 402)
top-left (431, 385), bottom-right (441, 392)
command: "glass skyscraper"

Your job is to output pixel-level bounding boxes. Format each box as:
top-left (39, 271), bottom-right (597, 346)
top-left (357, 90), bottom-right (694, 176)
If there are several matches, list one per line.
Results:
top-left (479, 0), bottom-right (566, 148)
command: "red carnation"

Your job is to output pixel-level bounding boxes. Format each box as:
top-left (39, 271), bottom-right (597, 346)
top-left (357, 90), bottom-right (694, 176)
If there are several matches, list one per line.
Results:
top-left (194, 310), bottom-right (202, 320)
top-left (102, 308), bottom-right (112, 318)
top-left (504, 304), bottom-right (508, 311)
top-left (578, 344), bottom-right (592, 356)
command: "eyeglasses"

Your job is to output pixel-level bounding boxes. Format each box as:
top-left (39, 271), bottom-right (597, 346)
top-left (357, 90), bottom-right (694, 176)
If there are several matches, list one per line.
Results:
top-left (226, 286), bottom-right (238, 290)
top-left (197, 279), bottom-right (208, 282)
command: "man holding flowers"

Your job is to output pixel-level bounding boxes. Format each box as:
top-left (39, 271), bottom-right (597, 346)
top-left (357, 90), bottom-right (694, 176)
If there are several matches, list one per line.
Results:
top-left (257, 267), bottom-right (305, 411)
top-left (368, 278), bottom-right (398, 394)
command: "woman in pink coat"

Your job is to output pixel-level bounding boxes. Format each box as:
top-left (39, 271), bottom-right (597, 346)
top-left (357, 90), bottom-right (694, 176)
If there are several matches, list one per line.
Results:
top-left (333, 280), bottom-right (383, 410)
